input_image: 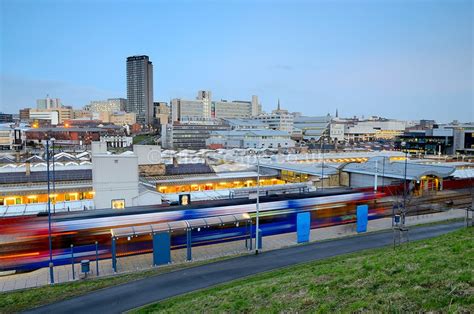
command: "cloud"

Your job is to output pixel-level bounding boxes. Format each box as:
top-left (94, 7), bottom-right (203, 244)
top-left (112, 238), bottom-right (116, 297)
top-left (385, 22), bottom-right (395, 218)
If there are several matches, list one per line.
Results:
top-left (0, 75), bottom-right (123, 112)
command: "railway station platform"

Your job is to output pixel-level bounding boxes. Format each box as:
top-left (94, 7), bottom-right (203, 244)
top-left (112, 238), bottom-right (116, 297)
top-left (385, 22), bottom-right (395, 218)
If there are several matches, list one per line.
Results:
top-left (0, 207), bottom-right (467, 293)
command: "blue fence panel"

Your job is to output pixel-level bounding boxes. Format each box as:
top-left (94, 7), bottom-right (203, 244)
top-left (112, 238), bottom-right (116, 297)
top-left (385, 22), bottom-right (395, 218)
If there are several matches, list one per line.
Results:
top-left (153, 232), bottom-right (171, 266)
top-left (297, 212), bottom-right (311, 243)
top-left (356, 205), bottom-right (369, 233)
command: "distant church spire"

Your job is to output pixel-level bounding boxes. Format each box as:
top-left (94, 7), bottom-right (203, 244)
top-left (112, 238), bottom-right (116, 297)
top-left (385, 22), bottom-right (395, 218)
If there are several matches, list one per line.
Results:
top-left (277, 98), bottom-right (281, 111)
top-left (336, 108), bottom-right (339, 118)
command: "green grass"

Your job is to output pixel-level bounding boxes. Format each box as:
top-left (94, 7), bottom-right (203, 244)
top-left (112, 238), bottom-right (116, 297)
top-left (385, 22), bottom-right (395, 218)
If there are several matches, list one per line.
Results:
top-left (132, 134), bottom-right (156, 145)
top-left (136, 228), bottom-right (474, 313)
top-left (0, 256), bottom-right (242, 314)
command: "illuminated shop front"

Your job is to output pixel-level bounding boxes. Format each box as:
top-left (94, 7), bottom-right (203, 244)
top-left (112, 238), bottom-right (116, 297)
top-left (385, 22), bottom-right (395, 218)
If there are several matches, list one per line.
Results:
top-left (0, 191), bottom-right (95, 206)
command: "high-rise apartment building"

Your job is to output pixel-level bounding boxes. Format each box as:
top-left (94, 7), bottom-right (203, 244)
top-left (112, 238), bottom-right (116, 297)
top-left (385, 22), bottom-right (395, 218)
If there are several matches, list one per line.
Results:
top-left (126, 55), bottom-right (154, 125)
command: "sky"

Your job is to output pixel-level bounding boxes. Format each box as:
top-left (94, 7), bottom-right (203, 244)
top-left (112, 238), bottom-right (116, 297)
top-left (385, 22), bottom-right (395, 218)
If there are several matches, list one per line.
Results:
top-left (0, 0), bottom-right (472, 122)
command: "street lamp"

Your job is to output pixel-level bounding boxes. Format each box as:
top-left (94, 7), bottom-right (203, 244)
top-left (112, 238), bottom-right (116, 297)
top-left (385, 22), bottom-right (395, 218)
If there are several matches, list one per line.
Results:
top-left (46, 139), bottom-right (54, 284)
top-left (255, 154), bottom-right (261, 255)
top-left (51, 138), bottom-right (56, 214)
top-left (401, 141), bottom-right (408, 224)
top-left (321, 137), bottom-right (325, 191)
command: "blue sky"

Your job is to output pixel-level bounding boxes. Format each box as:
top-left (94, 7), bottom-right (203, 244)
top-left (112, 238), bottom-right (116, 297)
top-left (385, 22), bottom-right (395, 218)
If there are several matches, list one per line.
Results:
top-left (0, 0), bottom-right (472, 122)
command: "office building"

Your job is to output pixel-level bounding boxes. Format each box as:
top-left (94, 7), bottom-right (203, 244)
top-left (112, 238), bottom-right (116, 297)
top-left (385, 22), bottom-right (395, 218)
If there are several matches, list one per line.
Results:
top-left (86, 98), bottom-right (127, 113)
top-left (162, 121), bottom-right (229, 149)
top-left (171, 90), bottom-right (261, 122)
top-left (107, 111), bottom-right (136, 126)
top-left (19, 108), bottom-right (31, 122)
top-left (154, 102), bottom-right (170, 127)
top-left (29, 107), bottom-right (74, 125)
top-left (256, 100), bottom-right (294, 133)
top-left (293, 115), bottom-right (331, 142)
top-left (126, 55), bottom-right (154, 125)
top-left (0, 113), bottom-right (13, 123)
top-left (36, 95), bottom-right (62, 109)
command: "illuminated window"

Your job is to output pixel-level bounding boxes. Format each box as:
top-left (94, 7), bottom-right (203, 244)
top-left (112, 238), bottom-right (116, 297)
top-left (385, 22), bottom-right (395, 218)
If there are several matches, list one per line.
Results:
top-left (111, 199), bottom-right (125, 209)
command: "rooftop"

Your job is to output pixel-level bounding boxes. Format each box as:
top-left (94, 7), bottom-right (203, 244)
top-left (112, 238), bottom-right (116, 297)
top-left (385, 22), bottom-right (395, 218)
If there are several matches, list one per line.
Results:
top-left (342, 157), bottom-right (456, 180)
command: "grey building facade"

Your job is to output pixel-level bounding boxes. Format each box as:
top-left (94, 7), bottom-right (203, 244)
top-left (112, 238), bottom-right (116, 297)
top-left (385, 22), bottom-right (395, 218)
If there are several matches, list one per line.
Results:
top-left (126, 55), bottom-right (154, 125)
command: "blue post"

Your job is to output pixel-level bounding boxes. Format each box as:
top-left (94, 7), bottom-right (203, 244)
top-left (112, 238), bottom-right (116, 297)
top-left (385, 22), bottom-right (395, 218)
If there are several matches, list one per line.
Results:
top-left (71, 244), bottom-right (75, 280)
top-left (257, 228), bottom-right (262, 250)
top-left (111, 237), bottom-right (117, 273)
top-left (245, 221), bottom-right (251, 250)
top-left (249, 223), bottom-right (253, 250)
top-left (95, 241), bottom-right (99, 276)
top-left (186, 228), bottom-right (192, 261)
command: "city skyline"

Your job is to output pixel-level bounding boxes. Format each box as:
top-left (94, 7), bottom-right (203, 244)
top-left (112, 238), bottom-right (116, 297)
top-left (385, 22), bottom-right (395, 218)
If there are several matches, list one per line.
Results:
top-left (1, 0), bottom-right (473, 122)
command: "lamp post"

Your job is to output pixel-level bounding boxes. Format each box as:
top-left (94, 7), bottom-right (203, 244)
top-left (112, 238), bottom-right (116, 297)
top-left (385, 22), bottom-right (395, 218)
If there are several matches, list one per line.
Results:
top-left (255, 154), bottom-right (260, 254)
top-left (46, 139), bottom-right (54, 284)
top-left (401, 141), bottom-right (408, 224)
top-left (51, 138), bottom-right (56, 214)
top-left (321, 137), bottom-right (325, 191)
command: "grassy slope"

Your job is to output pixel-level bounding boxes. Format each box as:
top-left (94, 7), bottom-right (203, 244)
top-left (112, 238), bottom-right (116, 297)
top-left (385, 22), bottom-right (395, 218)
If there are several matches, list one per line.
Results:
top-left (137, 228), bottom-right (474, 313)
top-left (0, 257), bottom-right (236, 313)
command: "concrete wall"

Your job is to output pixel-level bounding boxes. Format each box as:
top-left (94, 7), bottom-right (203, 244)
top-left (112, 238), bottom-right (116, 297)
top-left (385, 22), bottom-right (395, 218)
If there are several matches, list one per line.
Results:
top-left (134, 144), bottom-right (161, 165)
top-left (348, 173), bottom-right (399, 188)
top-left (92, 153), bottom-right (139, 209)
top-left (91, 141), bottom-right (107, 154)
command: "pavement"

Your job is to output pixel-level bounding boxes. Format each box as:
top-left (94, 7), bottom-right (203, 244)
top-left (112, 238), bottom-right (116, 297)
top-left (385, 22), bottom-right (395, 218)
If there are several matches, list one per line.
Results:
top-left (27, 220), bottom-right (466, 314)
top-left (0, 207), bottom-right (466, 293)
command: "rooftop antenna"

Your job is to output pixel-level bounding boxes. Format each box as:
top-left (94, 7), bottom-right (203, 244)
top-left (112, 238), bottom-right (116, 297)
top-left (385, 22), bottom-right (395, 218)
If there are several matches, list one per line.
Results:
top-left (277, 98), bottom-right (281, 111)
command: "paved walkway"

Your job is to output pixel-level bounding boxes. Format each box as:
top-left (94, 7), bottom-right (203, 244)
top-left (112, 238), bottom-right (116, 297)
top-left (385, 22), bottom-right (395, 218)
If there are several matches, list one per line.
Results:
top-left (27, 221), bottom-right (466, 314)
top-left (0, 208), bottom-right (467, 292)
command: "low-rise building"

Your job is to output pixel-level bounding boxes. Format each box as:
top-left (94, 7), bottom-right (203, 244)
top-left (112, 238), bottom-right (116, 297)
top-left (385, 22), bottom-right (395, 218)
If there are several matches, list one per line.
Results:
top-left (162, 121), bottom-right (229, 149)
top-left (29, 107), bottom-right (74, 125)
top-left (25, 127), bottom-right (106, 147)
top-left (206, 129), bottom-right (295, 149)
top-left (293, 115), bottom-right (331, 142)
top-left (224, 118), bottom-right (268, 130)
top-left (108, 111), bottom-right (136, 125)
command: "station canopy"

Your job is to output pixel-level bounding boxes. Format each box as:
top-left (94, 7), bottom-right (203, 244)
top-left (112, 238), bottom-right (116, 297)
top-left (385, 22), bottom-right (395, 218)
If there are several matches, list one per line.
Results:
top-left (343, 157), bottom-right (455, 180)
top-left (110, 213), bottom-right (250, 239)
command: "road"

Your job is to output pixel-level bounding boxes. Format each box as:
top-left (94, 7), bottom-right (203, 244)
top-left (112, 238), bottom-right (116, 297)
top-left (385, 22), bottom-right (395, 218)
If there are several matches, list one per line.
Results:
top-left (28, 221), bottom-right (465, 314)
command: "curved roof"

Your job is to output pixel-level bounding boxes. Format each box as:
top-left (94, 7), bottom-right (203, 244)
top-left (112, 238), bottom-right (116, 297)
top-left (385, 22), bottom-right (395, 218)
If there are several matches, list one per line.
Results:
top-left (343, 157), bottom-right (455, 180)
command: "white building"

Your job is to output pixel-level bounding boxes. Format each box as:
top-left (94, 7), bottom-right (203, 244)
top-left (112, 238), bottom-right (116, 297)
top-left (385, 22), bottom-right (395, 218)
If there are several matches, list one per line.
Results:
top-left (99, 135), bottom-right (133, 148)
top-left (330, 123), bottom-right (345, 142)
top-left (206, 129), bottom-right (295, 149)
top-left (256, 101), bottom-right (294, 133)
top-left (92, 151), bottom-right (139, 209)
top-left (293, 115), bottom-right (331, 141)
top-left (29, 110), bottom-right (60, 125)
top-left (330, 118), bottom-right (411, 142)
